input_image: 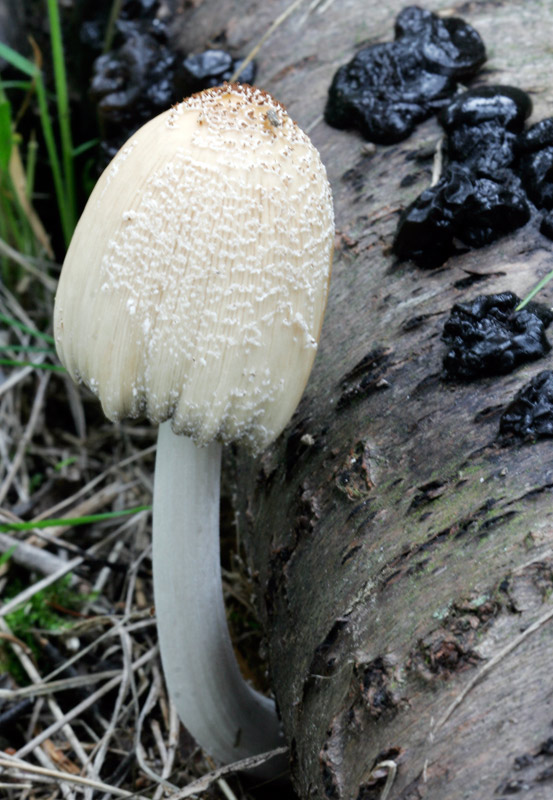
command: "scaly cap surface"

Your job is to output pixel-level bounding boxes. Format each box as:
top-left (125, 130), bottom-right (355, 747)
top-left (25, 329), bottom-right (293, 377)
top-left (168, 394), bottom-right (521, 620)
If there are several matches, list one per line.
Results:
top-left (54, 84), bottom-right (334, 452)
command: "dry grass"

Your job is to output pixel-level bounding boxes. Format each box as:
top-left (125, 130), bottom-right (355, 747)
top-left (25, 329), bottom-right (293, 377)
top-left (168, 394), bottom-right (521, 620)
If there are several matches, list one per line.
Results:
top-left (0, 266), bottom-right (284, 799)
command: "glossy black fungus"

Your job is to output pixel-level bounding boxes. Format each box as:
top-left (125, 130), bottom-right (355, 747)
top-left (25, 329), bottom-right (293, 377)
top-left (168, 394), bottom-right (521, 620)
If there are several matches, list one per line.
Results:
top-left (91, 28), bottom-right (175, 120)
top-left (519, 118), bottom-right (553, 210)
top-left (90, 1), bottom-right (177, 163)
top-left (90, 0), bottom-right (255, 166)
top-left (393, 165), bottom-right (530, 267)
top-left (499, 370), bottom-right (553, 440)
top-left (518, 117), bottom-right (553, 152)
top-left (440, 85), bottom-right (532, 175)
top-left (173, 50), bottom-right (256, 98)
top-left (440, 85), bottom-right (532, 132)
top-left (442, 292), bottom-right (553, 380)
top-left (394, 6), bottom-right (485, 77)
top-left (325, 6), bottom-right (485, 144)
top-left (393, 84), bottom-right (536, 266)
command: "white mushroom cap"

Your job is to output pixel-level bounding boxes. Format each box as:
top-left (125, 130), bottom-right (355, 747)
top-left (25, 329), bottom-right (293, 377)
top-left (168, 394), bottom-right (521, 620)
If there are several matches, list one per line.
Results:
top-left (54, 84), bottom-right (334, 453)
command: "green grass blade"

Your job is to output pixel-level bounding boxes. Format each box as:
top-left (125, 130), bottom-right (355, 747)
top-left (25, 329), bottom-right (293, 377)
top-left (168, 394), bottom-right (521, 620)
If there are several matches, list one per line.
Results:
top-left (46, 0), bottom-right (76, 235)
top-left (0, 359), bottom-right (65, 372)
top-left (0, 187), bottom-right (24, 251)
top-left (33, 73), bottom-right (72, 247)
top-left (104, 0), bottom-right (124, 52)
top-left (516, 270), bottom-right (553, 311)
top-left (0, 91), bottom-right (13, 171)
top-left (0, 39), bottom-right (72, 244)
top-left (54, 456), bottom-right (77, 471)
top-left (0, 344), bottom-right (56, 353)
top-left (0, 42), bottom-right (38, 78)
top-left (0, 80), bottom-right (33, 91)
top-left (0, 313), bottom-right (56, 344)
top-left (0, 545), bottom-right (17, 567)
top-left (0, 505), bottom-right (152, 532)
top-left (73, 138), bottom-right (98, 158)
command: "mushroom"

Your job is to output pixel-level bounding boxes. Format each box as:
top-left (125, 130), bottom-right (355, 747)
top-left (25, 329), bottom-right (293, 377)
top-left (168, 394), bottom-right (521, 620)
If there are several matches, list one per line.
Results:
top-left (53, 84), bottom-right (334, 772)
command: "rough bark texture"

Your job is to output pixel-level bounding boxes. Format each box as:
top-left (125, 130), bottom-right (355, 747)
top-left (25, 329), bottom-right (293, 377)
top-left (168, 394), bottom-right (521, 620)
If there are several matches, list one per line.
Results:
top-left (173, 2), bottom-right (553, 798)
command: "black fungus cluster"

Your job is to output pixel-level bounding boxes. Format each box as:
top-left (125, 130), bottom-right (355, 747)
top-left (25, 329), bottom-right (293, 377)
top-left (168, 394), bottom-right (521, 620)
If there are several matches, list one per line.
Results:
top-left (518, 118), bottom-right (553, 241)
top-left (441, 292), bottom-right (553, 380)
top-left (90, 0), bottom-right (175, 158)
top-left (174, 50), bottom-right (255, 98)
top-left (499, 370), bottom-right (553, 440)
top-left (394, 85), bottom-right (534, 267)
top-left (441, 85), bottom-right (532, 175)
top-left (90, 0), bottom-right (256, 165)
top-left (324, 6), bottom-right (486, 144)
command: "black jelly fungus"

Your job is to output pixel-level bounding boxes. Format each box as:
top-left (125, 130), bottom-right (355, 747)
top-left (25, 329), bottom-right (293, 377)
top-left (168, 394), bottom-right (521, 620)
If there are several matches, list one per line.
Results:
top-left (439, 85), bottom-right (532, 133)
top-left (394, 7), bottom-right (485, 77)
top-left (90, 0), bottom-right (256, 166)
top-left (519, 137), bottom-right (553, 210)
top-left (439, 85), bottom-right (532, 175)
top-left (499, 371), bottom-right (553, 440)
top-left (90, 1), bottom-right (177, 163)
top-left (518, 117), bottom-right (553, 212)
top-left (174, 50), bottom-right (256, 97)
top-left (393, 165), bottom-right (530, 267)
top-left (393, 84), bottom-right (538, 267)
top-left (453, 175), bottom-right (530, 248)
top-left (91, 26), bottom-right (177, 160)
top-left (442, 292), bottom-right (553, 380)
top-left (446, 124), bottom-right (519, 175)
top-left (519, 118), bottom-right (553, 153)
top-left (325, 5), bottom-right (485, 144)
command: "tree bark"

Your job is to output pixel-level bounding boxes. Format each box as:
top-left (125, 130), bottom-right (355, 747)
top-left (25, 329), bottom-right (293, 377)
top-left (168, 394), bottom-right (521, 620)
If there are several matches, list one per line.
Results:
top-left (173, 1), bottom-right (553, 797)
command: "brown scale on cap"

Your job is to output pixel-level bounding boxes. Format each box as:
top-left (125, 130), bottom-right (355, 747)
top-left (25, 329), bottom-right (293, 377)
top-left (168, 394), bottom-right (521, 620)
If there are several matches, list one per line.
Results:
top-left (54, 83), bottom-right (334, 453)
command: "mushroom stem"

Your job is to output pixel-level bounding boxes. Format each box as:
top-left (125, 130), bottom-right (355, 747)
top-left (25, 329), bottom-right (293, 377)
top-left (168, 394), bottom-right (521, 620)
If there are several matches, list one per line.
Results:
top-left (152, 420), bottom-right (284, 770)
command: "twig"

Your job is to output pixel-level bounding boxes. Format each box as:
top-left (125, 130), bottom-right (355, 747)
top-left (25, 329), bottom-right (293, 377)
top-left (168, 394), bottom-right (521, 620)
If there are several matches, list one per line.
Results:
top-left (0, 364), bottom-right (35, 397)
top-left (0, 754), bottom-right (149, 799)
top-left (430, 137), bottom-right (444, 186)
top-left (62, 375), bottom-right (87, 439)
top-left (0, 510), bottom-right (150, 619)
top-left (0, 554), bottom-right (84, 618)
top-left (41, 612), bottom-right (151, 684)
top-left (0, 617), bottom-right (96, 787)
top-left (0, 670), bottom-right (121, 700)
top-left (0, 371), bottom-right (50, 504)
top-left (153, 699), bottom-right (180, 800)
top-left (170, 747), bottom-right (289, 799)
top-left (15, 646), bottom-right (158, 759)
top-left (150, 718), bottom-right (167, 763)
top-left (134, 668), bottom-right (179, 792)
top-left (436, 602), bottom-right (553, 730)
top-left (376, 760), bottom-right (397, 800)
top-left (306, 114), bottom-right (323, 134)
top-left (0, 781), bottom-right (34, 789)
top-left (90, 629), bottom-right (134, 779)
top-left (229, 0), bottom-right (308, 83)
top-left (92, 536), bottom-right (127, 596)
top-left (0, 531), bottom-right (80, 582)
top-left (27, 481), bottom-right (142, 541)
top-left (33, 444), bottom-right (156, 523)
top-left (22, 718), bottom-right (77, 799)
top-left (298, 0), bottom-right (336, 24)
top-left (217, 777), bottom-right (240, 800)
top-left (0, 238), bottom-right (57, 290)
